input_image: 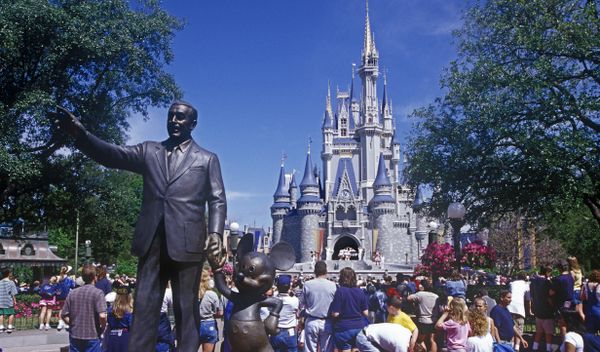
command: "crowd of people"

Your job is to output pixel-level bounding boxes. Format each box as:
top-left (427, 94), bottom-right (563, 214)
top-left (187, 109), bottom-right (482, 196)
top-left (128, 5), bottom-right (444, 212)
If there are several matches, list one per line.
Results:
top-left (1, 255), bottom-right (600, 352)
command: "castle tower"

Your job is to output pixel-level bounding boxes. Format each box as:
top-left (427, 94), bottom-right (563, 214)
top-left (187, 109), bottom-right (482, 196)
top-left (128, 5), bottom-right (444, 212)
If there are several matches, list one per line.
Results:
top-left (322, 84), bottom-right (335, 203)
top-left (297, 148), bottom-right (323, 262)
top-left (289, 172), bottom-right (298, 209)
top-left (369, 153), bottom-right (397, 263)
top-left (356, 0), bottom-right (383, 202)
top-left (270, 163), bottom-right (290, 244)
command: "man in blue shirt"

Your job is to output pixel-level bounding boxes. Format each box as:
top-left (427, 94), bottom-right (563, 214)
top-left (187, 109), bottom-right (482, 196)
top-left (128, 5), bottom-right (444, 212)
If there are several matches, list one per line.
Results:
top-left (490, 290), bottom-right (528, 350)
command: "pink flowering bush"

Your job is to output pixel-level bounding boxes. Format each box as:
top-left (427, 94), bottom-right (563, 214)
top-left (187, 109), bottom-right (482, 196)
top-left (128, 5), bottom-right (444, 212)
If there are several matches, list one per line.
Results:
top-left (419, 242), bottom-right (456, 277)
top-left (461, 241), bottom-right (496, 269)
top-left (14, 301), bottom-right (35, 318)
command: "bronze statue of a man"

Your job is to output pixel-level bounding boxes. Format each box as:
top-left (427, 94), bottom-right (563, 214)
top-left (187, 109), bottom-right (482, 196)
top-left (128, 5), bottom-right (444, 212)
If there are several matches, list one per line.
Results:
top-left (55, 101), bottom-right (227, 352)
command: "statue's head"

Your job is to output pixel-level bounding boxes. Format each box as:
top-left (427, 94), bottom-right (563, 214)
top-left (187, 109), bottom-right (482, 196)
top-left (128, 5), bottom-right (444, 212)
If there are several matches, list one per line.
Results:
top-left (167, 100), bottom-right (197, 142)
top-left (233, 234), bottom-right (295, 295)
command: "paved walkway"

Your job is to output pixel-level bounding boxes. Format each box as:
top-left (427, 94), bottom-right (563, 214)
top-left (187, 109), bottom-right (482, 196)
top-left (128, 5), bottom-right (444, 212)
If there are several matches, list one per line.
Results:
top-left (0, 329), bottom-right (69, 352)
top-left (0, 323), bottom-right (225, 352)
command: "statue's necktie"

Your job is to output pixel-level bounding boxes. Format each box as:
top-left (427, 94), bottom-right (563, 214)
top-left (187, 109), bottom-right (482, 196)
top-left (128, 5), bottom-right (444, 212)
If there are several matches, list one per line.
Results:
top-left (168, 147), bottom-right (180, 179)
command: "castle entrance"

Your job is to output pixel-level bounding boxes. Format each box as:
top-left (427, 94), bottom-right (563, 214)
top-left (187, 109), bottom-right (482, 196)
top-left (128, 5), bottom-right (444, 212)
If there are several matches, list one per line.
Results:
top-left (333, 235), bottom-right (360, 260)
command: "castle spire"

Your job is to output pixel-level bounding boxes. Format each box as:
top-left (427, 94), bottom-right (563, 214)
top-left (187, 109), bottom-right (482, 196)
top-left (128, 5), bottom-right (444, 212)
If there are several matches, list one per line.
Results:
top-left (350, 63), bottom-right (356, 102)
top-left (300, 145), bottom-right (317, 188)
top-left (362, 0), bottom-right (378, 64)
top-left (273, 163), bottom-right (289, 199)
top-left (382, 70), bottom-right (388, 115)
top-left (326, 81), bottom-right (333, 117)
top-left (373, 152), bottom-right (392, 187)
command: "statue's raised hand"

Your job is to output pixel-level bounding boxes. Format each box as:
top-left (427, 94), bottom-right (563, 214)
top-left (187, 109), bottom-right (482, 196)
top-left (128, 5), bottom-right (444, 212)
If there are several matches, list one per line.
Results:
top-left (205, 232), bottom-right (226, 271)
top-left (53, 105), bottom-right (86, 139)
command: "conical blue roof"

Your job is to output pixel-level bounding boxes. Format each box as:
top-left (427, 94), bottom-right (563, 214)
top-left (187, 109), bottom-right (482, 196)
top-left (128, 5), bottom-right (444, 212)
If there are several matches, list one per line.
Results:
top-left (289, 172), bottom-right (297, 188)
top-left (273, 165), bottom-right (289, 198)
top-left (300, 152), bottom-right (318, 187)
top-left (373, 153), bottom-right (391, 187)
top-left (322, 110), bottom-right (334, 129)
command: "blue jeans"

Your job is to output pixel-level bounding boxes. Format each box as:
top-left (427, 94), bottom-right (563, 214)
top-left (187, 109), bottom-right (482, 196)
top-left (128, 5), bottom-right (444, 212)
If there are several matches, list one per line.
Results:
top-left (69, 337), bottom-right (101, 352)
top-left (333, 328), bottom-right (362, 350)
top-left (355, 330), bottom-right (380, 352)
top-left (270, 328), bottom-right (298, 352)
top-left (199, 319), bottom-right (219, 344)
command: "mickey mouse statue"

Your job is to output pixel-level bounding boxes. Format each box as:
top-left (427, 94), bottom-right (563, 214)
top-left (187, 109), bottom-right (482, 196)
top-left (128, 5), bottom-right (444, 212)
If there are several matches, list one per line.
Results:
top-left (214, 233), bottom-right (295, 352)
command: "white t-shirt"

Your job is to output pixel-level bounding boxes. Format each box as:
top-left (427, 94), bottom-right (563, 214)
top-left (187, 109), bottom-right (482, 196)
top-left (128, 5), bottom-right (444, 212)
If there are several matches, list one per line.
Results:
top-left (365, 323), bottom-right (411, 352)
top-left (467, 335), bottom-right (493, 352)
top-left (277, 293), bottom-right (299, 329)
top-left (161, 287), bottom-right (173, 313)
top-left (560, 332), bottom-right (584, 352)
top-left (507, 280), bottom-right (530, 318)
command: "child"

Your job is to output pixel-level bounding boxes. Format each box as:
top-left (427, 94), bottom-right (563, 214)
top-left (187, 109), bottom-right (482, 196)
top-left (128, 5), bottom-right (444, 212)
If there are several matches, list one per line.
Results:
top-left (436, 298), bottom-right (470, 352)
top-left (569, 256), bottom-right (584, 320)
top-left (269, 275), bottom-right (299, 352)
top-left (387, 295), bottom-right (419, 352)
top-left (38, 276), bottom-right (58, 330)
top-left (104, 286), bottom-right (133, 352)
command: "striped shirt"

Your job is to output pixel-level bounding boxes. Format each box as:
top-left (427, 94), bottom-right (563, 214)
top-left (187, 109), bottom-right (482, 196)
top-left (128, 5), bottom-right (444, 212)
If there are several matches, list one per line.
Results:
top-left (0, 278), bottom-right (17, 308)
top-left (61, 284), bottom-right (107, 340)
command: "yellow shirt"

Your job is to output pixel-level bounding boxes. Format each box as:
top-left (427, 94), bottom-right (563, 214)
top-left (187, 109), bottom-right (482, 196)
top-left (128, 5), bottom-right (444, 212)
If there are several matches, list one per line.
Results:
top-left (387, 311), bottom-right (417, 332)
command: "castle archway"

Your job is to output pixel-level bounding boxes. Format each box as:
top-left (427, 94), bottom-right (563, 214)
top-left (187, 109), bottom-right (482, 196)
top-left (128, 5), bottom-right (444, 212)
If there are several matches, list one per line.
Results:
top-left (333, 235), bottom-right (360, 260)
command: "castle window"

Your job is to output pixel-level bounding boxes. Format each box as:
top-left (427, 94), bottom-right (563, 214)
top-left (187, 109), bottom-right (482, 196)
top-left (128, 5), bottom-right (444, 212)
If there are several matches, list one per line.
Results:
top-left (341, 129), bottom-right (347, 136)
top-left (341, 118), bottom-right (347, 126)
top-left (347, 206), bottom-right (357, 221)
top-left (336, 206), bottom-right (347, 221)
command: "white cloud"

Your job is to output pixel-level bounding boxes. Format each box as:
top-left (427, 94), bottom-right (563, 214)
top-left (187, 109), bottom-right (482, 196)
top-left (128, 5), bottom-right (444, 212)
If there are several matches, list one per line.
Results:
top-left (227, 191), bottom-right (266, 200)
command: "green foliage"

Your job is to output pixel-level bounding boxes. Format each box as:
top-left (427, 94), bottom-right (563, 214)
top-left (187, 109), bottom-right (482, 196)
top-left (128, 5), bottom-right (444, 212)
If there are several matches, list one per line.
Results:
top-left (11, 265), bottom-right (34, 284)
top-left (0, 0), bottom-right (179, 266)
top-left (15, 293), bottom-right (40, 306)
top-left (115, 253), bottom-right (138, 277)
top-left (406, 0), bottom-right (600, 225)
top-left (48, 227), bottom-right (75, 261)
top-left (542, 199), bottom-right (600, 270)
top-left (0, 0), bottom-right (182, 213)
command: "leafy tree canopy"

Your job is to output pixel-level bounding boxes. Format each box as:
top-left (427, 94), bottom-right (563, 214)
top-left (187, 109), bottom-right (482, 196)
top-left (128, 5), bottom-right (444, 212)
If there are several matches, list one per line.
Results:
top-left (406, 0), bottom-right (600, 225)
top-left (0, 0), bottom-right (182, 207)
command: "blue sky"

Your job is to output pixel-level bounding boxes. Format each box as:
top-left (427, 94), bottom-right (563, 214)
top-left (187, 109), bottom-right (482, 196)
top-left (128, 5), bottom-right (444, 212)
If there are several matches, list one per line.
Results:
top-left (127, 0), bottom-right (470, 229)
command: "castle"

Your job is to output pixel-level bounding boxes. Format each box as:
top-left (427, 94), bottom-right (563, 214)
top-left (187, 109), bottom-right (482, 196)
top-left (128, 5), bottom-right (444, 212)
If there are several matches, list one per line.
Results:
top-left (270, 3), bottom-right (428, 268)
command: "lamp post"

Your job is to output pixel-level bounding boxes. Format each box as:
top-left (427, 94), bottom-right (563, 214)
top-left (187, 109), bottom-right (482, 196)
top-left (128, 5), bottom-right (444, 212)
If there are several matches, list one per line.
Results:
top-left (228, 222), bottom-right (241, 264)
top-left (447, 202), bottom-right (466, 270)
top-left (84, 239), bottom-right (92, 264)
top-left (427, 220), bottom-right (439, 246)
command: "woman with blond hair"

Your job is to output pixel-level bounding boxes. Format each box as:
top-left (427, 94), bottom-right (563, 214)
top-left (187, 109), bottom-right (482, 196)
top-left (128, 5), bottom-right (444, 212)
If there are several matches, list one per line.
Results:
top-left (466, 307), bottom-right (493, 352)
top-left (198, 269), bottom-right (223, 352)
top-left (436, 298), bottom-right (471, 352)
top-left (104, 286), bottom-right (134, 352)
top-left (472, 297), bottom-right (501, 343)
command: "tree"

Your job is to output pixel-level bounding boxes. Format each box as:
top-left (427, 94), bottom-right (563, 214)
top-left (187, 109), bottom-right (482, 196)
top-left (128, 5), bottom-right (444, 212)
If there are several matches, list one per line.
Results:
top-left (406, 0), bottom-right (600, 225)
top-left (541, 199), bottom-right (600, 270)
top-left (488, 214), bottom-right (568, 274)
top-left (0, 0), bottom-right (182, 209)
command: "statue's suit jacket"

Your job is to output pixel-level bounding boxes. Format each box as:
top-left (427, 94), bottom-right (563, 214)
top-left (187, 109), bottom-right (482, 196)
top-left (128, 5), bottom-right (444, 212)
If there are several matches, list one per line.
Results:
top-left (76, 132), bottom-right (227, 262)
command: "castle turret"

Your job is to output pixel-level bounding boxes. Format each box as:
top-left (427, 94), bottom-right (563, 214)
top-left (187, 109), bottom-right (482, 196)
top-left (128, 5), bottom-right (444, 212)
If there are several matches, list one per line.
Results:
top-left (289, 172), bottom-right (298, 209)
top-left (369, 153), bottom-right (398, 263)
top-left (297, 149), bottom-right (323, 262)
top-left (271, 163), bottom-right (290, 244)
top-left (413, 186), bottom-right (428, 257)
top-left (356, 0), bottom-right (383, 202)
top-left (322, 84), bottom-right (335, 203)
